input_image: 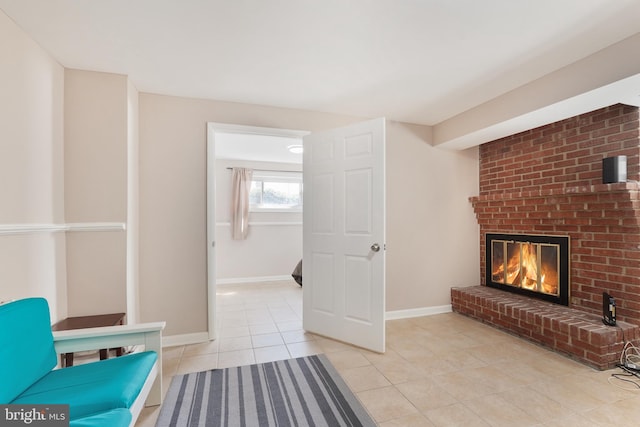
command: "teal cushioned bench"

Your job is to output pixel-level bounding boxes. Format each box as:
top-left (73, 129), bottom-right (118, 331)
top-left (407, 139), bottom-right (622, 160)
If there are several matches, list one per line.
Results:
top-left (70, 408), bottom-right (132, 427)
top-left (12, 352), bottom-right (157, 419)
top-left (0, 298), bottom-right (164, 427)
top-left (0, 298), bottom-right (58, 403)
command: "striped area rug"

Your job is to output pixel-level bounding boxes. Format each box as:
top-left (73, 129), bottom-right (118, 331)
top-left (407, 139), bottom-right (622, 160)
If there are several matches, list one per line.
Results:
top-left (155, 354), bottom-right (375, 427)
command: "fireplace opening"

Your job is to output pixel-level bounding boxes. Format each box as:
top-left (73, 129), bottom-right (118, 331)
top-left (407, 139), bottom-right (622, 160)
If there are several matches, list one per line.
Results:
top-left (486, 233), bottom-right (570, 306)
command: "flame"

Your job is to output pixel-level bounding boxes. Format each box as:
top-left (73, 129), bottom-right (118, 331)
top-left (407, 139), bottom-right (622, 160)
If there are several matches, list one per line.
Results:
top-left (520, 243), bottom-right (538, 290)
top-left (505, 252), bottom-right (520, 284)
top-left (491, 240), bottom-right (560, 296)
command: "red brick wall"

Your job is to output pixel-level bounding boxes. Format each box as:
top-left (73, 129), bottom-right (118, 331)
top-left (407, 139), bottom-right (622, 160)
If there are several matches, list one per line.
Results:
top-left (479, 104), bottom-right (640, 195)
top-left (470, 104), bottom-right (640, 324)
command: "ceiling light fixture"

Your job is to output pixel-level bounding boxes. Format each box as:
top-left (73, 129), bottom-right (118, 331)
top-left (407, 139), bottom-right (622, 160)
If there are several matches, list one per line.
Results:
top-left (288, 144), bottom-right (303, 154)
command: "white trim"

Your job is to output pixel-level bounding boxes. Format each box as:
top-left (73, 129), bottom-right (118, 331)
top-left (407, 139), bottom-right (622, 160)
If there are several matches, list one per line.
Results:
top-left (0, 224), bottom-right (64, 234)
top-left (207, 126), bottom-right (217, 341)
top-left (207, 122), bottom-right (311, 344)
top-left (52, 322), bottom-right (166, 351)
top-left (217, 275), bottom-right (293, 285)
top-left (208, 122), bottom-right (310, 139)
top-left (385, 304), bottom-right (452, 320)
top-left (128, 362), bottom-right (158, 425)
top-left (0, 222), bottom-right (126, 236)
top-left (66, 223), bottom-right (126, 232)
top-left (216, 222), bottom-right (302, 227)
top-left (249, 207), bottom-right (303, 214)
top-left (162, 332), bottom-right (210, 348)
top-left (52, 321), bottom-right (165, 408)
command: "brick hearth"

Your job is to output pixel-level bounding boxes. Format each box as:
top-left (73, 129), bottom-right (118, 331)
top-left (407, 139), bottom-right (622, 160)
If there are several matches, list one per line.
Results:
top-left (455, 104), bottom-right (640, 368)
top-left (452, 286), bottom-right (639, 369)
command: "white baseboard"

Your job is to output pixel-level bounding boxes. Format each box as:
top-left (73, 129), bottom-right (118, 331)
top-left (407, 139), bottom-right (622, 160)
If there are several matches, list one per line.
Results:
top-left (162, 332), bottom-right (210, 348)
top-left (216, 275), bottom-right (292, 285)
top-left (163, 305), bottom-right (451, 348)
top-left (385, 304), bottom-right (452, 320)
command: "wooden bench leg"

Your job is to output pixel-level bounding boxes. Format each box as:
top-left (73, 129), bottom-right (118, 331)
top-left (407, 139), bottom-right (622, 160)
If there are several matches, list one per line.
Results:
top-left (63, 353), bottom-right (74, 367)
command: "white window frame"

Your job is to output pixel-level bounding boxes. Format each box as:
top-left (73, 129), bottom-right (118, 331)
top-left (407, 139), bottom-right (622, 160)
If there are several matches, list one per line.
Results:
top-left (250, 170), bottom-right (303, 213)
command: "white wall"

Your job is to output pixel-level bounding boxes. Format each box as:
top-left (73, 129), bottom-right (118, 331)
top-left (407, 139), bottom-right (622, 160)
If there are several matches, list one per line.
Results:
top-left (127, 79), bottom-right (141, 323)
top-left (0, 10), bottom-right (67, 321)
top-left (434, 32), bottom-right (640, 149)
top-left (215, 159), bottom-right (302, 282)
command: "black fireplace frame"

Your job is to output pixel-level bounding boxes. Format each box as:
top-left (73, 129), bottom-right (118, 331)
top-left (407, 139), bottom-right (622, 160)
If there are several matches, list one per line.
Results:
top-left (485, 233), bottom-right (570, 306)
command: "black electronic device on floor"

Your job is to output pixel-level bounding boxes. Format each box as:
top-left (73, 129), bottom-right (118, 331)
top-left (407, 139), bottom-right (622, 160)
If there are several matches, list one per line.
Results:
top-left (602, 292), bottom-right (616, 326)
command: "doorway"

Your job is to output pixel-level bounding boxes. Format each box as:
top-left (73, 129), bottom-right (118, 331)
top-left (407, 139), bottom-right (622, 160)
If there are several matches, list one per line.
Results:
top-left (206, 123), bottom-right (309, 340)
top-left (207, 119), bottom-right (387, 353)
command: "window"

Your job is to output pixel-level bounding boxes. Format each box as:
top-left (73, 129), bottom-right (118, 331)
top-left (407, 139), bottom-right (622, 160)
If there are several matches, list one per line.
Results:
top-left (249, 171), bottom-right (302, 212)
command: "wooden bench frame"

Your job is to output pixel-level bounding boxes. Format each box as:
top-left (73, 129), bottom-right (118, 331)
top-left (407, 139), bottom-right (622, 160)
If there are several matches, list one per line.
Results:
top-left (52, 322), bottom-right (165, 426)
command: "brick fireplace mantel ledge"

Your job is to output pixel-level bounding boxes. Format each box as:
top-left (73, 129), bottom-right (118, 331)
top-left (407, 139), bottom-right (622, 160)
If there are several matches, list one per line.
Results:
top-left (469, 181), bottom-right (640, 203)
top-left (451, 285), bottom-right (640, 370)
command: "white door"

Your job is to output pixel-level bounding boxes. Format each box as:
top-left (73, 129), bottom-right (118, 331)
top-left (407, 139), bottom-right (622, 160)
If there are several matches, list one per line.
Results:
top-left (303, 118), bottom-right (386, 353)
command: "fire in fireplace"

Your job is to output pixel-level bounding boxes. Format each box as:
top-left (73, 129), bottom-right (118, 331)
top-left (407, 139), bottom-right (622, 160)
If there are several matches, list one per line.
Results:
top-left (486, 233), bottom-right (570, 305)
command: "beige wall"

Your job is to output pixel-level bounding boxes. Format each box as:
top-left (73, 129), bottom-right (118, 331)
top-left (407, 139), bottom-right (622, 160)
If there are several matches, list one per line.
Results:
top-left (0, 10), bottom-right (67, 320)
top-left (64, 69), bottom-right (129, 316)
top-left (386, 122), bottom-right (479, 311)
top-left (434, 32), bottom-right (640, 149)
top-left (1, 7), bottom-right (479, 335)
top-left (64, 70), bottom-right (128, 222)
top-left (139, 93), bottom-right (480, 336)
top-left (138, 95), bottom-right (360, 336)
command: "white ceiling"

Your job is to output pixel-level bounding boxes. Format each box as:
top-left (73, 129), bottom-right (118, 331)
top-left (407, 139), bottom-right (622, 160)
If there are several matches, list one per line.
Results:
top-left (2, 1), bottom-right (640, 139)
top-left (215, 132), bottom-right (303, 165)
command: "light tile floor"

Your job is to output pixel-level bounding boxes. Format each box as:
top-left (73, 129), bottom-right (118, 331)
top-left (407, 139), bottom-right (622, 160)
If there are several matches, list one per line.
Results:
top-left (137, 280), bottom-right (640, 426)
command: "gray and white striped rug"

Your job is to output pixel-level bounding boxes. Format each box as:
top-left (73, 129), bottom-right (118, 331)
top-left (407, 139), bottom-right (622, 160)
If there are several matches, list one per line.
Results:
top-left (155, 354), bottom-right (376, 427)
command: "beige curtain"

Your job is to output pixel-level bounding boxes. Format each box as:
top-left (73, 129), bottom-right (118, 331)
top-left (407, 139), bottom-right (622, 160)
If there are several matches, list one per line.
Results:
top-left (231, 167), bottom-right (253, 240)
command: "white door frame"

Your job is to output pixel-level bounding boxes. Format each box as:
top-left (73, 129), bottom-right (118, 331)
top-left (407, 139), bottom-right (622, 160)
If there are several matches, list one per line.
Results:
top-left (206, 123), bottom-right (309, 340)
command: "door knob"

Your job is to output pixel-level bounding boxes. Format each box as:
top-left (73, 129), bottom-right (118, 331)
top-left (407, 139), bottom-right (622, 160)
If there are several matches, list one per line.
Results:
top-left (371, 243), bottom-right (380, 252)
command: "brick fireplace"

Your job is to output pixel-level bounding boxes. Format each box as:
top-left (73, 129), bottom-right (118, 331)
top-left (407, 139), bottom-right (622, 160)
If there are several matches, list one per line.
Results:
top-left (452, 104), bottom-right (640, 369)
